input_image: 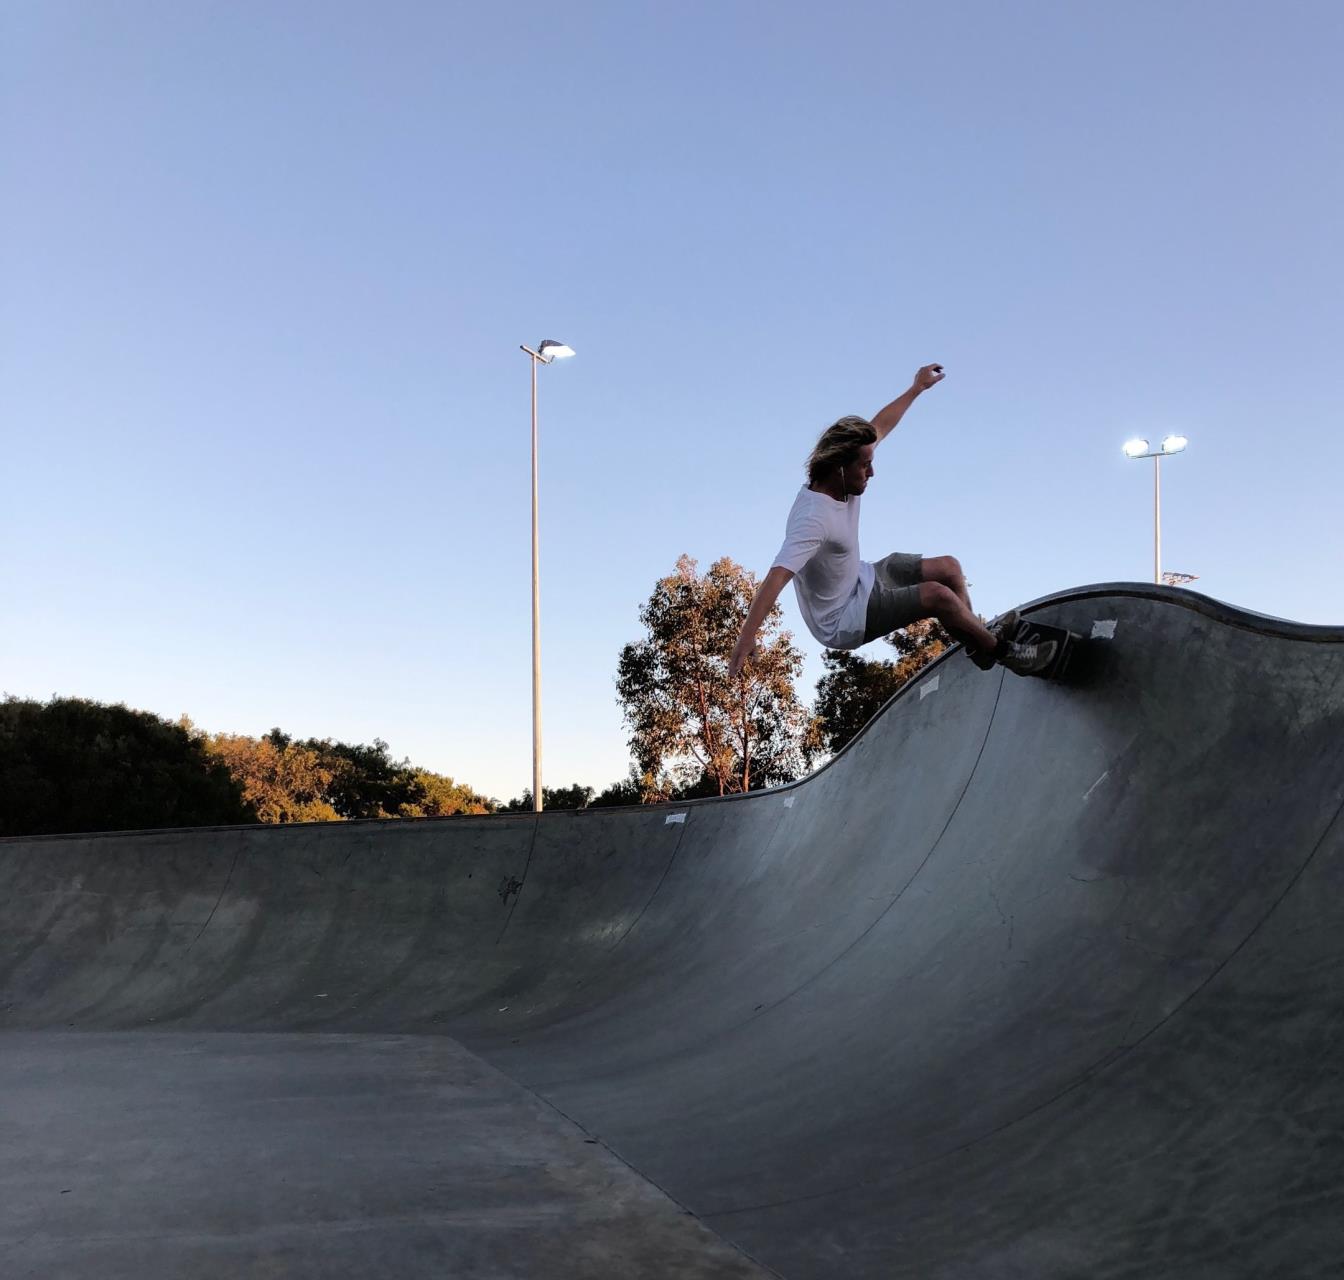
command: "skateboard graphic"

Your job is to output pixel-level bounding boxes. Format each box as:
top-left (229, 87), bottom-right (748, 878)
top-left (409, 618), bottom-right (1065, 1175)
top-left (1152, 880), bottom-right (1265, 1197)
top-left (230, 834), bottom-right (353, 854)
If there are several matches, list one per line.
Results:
top-left (1001, 615), bottom-right (1084, 681)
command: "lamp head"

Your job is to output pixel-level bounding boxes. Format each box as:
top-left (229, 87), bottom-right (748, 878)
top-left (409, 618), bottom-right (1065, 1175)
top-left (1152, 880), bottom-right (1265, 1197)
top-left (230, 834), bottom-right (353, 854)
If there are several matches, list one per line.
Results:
top-left (1161, 434), bottom-right (1189, 454)
top-left (1122, 438), bottom-right (1150, 459)
top-left (537, 340), bottom-right (575, 363)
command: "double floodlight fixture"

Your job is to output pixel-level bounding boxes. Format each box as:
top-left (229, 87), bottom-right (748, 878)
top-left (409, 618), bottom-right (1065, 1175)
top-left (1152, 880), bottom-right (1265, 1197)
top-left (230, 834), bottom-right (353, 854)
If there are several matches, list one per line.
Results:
top-left (1123, 434), bottom-right (1188, 460)
top-left (1121, 431), bottom-right (1191, 586)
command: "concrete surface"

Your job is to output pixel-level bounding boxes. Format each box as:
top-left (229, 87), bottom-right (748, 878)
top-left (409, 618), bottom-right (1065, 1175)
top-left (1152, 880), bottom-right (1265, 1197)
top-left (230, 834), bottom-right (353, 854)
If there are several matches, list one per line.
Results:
top-left (3, 583), bottom-right (1343, 1277)
top-left (2, 1031), bottom-right (770, 1279)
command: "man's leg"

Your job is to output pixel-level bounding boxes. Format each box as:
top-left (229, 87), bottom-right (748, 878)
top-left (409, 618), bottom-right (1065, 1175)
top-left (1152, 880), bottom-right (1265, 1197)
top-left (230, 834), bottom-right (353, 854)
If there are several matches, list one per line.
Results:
top-left (922, 554), bottom-right (1021, 645)
top-left (916, 581), bottom-right (1057, 677)
top-left (920, 556), bottom-right (974, 613)
top-left (918, 581), bottom-right (998, 653)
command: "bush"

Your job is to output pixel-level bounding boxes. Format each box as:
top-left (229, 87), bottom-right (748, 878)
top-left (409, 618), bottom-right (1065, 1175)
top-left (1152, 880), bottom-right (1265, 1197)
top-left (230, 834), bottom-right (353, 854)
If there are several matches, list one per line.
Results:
top-left (0, 696), bottom-right (254, 836)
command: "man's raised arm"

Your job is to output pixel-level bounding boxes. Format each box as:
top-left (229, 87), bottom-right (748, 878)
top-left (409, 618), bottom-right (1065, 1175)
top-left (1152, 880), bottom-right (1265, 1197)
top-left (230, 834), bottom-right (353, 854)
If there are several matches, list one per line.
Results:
top-left (728, 566), bottom-right (795, 678)
top-left (870, 363), bottom-right (945, 443)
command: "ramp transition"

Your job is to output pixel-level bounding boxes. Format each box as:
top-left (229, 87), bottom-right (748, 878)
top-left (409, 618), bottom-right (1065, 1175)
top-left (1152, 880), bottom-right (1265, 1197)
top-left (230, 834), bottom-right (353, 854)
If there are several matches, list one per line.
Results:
top-left (3, 583), bottom-right (1343, 1278)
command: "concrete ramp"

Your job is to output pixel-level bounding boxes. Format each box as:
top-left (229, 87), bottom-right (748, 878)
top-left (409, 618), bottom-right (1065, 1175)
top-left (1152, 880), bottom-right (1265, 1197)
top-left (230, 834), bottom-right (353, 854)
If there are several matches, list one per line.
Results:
top-left (3, 583), bottom-right (1343, 1278)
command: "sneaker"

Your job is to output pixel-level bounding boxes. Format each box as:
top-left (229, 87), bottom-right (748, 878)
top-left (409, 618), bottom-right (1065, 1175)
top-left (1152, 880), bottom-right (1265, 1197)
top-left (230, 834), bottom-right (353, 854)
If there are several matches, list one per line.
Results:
top-left (989, 608), bottom-right (1021, 641)
top-left (998, 638), bottom-right (1058, 677)
top-left (965, 643), bottom-right (997, 671)
top-left (966, 608), bottom-right (1021, 670)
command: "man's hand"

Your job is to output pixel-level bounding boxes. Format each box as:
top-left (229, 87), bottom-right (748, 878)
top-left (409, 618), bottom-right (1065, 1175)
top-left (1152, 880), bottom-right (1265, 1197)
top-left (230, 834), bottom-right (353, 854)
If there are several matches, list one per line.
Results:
top-left (912, 363), bottom-right (945, 393)
top-left (728, 640), bottom-right (757, 680)
top-left (872, 364), bottom-right (944, 442)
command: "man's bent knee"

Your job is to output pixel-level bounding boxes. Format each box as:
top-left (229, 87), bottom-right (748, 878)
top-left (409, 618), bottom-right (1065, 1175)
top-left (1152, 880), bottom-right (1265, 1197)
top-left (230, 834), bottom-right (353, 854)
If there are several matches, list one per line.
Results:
top-left (918, 581), bottom-right (961, 616)
top-left (922, 555), bottom-right (964, 585)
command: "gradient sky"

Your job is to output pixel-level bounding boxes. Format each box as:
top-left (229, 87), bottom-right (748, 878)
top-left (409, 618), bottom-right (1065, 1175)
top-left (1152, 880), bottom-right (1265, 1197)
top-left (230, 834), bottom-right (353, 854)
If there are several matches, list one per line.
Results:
top-left (4, 1), bottom-right (1342, 803)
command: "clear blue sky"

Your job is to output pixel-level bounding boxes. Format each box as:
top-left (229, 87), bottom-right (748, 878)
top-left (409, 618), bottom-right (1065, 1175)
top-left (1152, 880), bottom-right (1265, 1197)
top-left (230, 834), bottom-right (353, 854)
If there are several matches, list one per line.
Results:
top-left (4, 2), bottom-right (1342, 803)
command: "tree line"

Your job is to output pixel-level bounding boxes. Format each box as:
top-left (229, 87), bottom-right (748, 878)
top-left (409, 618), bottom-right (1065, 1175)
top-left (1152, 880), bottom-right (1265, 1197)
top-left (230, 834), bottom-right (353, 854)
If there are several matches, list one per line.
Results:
top-left (1, 555), bottom-right (948, 837)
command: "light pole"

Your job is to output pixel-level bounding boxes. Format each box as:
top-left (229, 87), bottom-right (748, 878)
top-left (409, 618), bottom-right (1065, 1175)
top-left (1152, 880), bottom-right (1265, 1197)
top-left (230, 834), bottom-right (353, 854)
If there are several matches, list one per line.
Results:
top-left (519, 339), bottom-right (575, 813)
top-left (1122, 434), bottom-right (1189, 584)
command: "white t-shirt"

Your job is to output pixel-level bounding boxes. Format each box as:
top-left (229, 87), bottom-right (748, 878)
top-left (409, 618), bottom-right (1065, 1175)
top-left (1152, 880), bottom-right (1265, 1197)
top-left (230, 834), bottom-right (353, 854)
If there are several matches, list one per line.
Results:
top-left (771, 485), bottom-right (874, 649)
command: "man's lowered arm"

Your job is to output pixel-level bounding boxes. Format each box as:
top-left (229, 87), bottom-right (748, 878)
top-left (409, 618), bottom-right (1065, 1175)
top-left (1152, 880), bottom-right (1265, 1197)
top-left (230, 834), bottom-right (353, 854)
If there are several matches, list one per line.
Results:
top-left (728, 566), bottom-right (795, 678)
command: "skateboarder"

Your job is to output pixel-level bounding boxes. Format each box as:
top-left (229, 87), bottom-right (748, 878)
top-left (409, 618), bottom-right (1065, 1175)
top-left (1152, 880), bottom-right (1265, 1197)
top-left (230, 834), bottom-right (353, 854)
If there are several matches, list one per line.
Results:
top-left (728, 364), bottom-right (1056, 679)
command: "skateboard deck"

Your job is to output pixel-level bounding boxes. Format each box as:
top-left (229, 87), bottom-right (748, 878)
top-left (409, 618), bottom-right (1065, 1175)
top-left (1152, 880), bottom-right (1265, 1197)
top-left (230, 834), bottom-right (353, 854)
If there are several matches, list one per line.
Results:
top-left (1001, 615), bottom-right (1084, 681)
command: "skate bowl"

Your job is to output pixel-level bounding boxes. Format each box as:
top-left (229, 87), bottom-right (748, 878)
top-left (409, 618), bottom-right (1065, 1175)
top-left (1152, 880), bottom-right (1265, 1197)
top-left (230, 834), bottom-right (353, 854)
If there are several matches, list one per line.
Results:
top-left (3, 583), bottom-right (1343, 1278)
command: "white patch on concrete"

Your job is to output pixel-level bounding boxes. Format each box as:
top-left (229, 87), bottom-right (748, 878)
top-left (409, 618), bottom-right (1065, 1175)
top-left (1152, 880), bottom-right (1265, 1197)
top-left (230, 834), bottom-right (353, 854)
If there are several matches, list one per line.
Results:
top-left (1091, 619), bottom-right (1118, 639)
top-left (783, 796), bottom-right (795, 808)
top-left (665, 812), bottom-right (687, 825)
top-left (920, 674), bottom-right (941, 700)
top-left (1083, 770), bottom-right (1111, 801)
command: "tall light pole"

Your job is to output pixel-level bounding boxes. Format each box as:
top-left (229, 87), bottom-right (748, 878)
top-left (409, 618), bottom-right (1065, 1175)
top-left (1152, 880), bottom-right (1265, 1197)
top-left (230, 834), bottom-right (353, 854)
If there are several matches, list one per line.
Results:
top-left (1122, 434), bottom-right (1189, 584)
top-left (519, 339), bottom-right (575, 812)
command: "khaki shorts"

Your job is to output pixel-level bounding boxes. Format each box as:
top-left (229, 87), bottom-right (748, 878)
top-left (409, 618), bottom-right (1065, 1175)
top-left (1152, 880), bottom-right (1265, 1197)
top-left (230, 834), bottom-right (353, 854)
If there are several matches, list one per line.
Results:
top-left (863, 552), bottom-right (926, 642)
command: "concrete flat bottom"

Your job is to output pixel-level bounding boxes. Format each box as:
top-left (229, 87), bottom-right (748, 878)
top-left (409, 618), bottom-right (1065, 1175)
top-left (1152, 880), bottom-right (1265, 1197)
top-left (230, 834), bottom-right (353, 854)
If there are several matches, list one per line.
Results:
top-left (1, 1031), bottom-right (770, 1280)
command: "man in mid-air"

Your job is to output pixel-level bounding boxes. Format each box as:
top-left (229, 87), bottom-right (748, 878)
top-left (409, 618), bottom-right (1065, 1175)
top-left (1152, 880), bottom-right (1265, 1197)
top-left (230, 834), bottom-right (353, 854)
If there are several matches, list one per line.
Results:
top-left (728, 363), bottom-right (1055, 679)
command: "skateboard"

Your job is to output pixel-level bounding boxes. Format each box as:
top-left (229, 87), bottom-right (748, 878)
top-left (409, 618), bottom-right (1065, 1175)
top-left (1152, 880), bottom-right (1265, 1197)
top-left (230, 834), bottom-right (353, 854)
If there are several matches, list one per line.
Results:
top-left (1000, 615), bottom-right (1084, 681)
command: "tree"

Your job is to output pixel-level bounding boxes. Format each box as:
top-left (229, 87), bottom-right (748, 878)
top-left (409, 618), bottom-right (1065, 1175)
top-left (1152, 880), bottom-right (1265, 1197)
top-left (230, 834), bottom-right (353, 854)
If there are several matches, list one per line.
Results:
top-left (289, 734), bottom-right (421, 819)
top-left (502, 783), bottom-right (595, 812)
top-left (0, 696), bottom-right (254, 837)
top-left (616, 555), bottom-right (817, 797)
top-left (399, 769), bottom-right (494, 817)
top-left (588, 771), bottom-right (645, 808)
top-left (208, 731), bottom-right (495, 822)
top-left (812, 617), bottom-right (953, 755)
top-left (1, 696), bottom-right (496, 833)
top-left (886, 616), bottom-right (953, 675)
top-left (203, 733), bottom-right (339, 824)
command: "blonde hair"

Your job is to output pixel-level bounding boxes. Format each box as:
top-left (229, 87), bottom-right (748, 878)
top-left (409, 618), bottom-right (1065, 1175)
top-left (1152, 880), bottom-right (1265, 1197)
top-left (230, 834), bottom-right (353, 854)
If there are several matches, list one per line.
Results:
top-left (806, 416), bottom-right (876, 485)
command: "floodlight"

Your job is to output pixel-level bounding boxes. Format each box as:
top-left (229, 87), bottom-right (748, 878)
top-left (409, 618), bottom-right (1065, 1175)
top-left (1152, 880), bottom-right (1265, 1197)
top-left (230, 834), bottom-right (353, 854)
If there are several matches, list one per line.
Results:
top-left (1122, 438), bottom-right (1150, 459)
top-left (1161, 434), bottom-right (1188, 454)
top-left (520, 336), bottom-right (577, 811)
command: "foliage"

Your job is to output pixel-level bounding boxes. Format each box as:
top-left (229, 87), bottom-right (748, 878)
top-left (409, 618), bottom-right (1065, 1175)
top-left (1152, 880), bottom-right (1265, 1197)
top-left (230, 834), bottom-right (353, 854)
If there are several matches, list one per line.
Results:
top-left (588, 769), bottom-right (653, 808)
top-left (885, 616), bottom-right (953, 671)
top-left (203, 734), bottom-right (339, 824)
top-left (812, 617), bottom-right (954, 756)
top-left (502, 782), bottom-right (595, 812)
top-left (399, 769), bottom-right (493, 817)
top-left (812, 650), bottom-right (906, 757)
top-left (0, 696), bottom-right (254, 837)
top-left (209, 732), bottom-right (493, 821)
top-left (1, 695), bottom-right (495, 835)
top-left (616, 554), bottom-right (818, 797)
top-left (286, 734), bottom-right (422, 820)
